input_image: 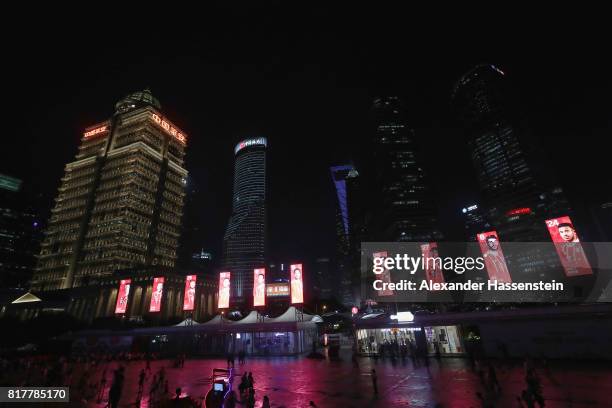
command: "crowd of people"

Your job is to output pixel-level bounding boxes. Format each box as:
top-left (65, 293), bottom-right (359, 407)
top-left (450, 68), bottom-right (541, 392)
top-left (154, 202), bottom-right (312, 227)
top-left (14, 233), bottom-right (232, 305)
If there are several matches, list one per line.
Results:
top-left (0, 347), bottom-right (556, 407)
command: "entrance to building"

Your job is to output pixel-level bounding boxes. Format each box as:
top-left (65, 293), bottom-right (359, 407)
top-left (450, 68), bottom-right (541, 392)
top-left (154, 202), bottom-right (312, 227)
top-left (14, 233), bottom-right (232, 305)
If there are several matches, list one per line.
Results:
top-left (356, 327), bottom-right (420, 356)
top-left (424, 325), bottom-right (464, 355)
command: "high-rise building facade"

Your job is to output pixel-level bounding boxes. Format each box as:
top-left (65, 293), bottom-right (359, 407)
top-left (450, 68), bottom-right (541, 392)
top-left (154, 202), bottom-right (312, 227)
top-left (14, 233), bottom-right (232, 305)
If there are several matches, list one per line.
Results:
top-left (32, 90), bottom-right (188, 291)
top-left (367, 97), bottom-right (442, 242)
top-left (461, 203), bottom-right (489, 241)
top-left (330, 165), bottom-right (361, 306)
top-left (223, 137), bottom-right (267, 304)
top-left (452, 65), bottom-right (577, 283)
top-left (0, 174), bottom-right (41, 288)
top-left (452, 65), bottom-right (570, 243)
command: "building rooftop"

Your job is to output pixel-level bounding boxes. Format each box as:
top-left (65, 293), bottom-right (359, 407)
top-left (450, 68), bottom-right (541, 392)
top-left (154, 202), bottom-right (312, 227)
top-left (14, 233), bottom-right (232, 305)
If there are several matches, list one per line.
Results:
top-left (115, 88), bottom-right (161, 114)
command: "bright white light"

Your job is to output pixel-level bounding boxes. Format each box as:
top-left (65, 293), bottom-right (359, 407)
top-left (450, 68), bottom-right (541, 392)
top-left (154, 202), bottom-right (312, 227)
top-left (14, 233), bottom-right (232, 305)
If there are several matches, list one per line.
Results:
top-left (390, 311), bottom-right (414, 322)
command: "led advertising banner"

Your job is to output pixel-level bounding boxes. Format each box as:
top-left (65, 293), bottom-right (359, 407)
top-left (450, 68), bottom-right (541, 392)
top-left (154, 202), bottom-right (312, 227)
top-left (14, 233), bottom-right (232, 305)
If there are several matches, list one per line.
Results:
top-left (115, 279), bottom-right (131, 314)
top-left (149, 277), bottom-right (165, 312)
top-left (218, 272), bottom-right (231, 309)
top-left (266, 283), bottom-right (290, 297)
top-left (477, 231), bottom-right (512, 283)
top-left (253, 268), bottom-right (266, 307)
top-left (545, 216), bottom-right (592, 276)
top-left (373, 251), bottom-right (394, 296)
top-left (183, 275), bottom-right (197, 311)
top-left (290, 264), bottom-right (304, 304)
top-left (420, 243), bottom-right (445, 287)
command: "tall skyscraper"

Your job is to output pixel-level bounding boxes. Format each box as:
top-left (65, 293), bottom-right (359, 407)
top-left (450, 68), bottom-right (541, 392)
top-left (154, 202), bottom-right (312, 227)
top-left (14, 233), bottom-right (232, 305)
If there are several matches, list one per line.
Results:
top-left (367, 97), bottom-right (442, 242)
top-left (330, 165), bottom-right (360, 306)
top-left (0, 174), bottom-right (41, 288)
top-left (451, 65), bottom-right (570, 242)
top-left (223, 137), bottom-right (267, 304)
top-left (461, 203), bottom-right (490, 241)
top-left (32, 89), bottom-right (188, 291)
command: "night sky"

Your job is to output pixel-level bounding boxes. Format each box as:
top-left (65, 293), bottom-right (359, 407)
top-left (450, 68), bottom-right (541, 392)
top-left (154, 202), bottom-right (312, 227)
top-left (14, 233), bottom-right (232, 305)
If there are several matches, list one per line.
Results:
top-left (3, 8), bottom-right (611, 265)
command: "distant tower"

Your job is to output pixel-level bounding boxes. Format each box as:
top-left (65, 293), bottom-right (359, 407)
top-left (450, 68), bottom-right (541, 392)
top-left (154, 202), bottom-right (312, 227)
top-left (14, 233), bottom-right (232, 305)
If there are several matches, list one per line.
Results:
top-left (368, 97), bottom-right (442, 242)
top-left (330, 165), bottom-right (360, 306)
top-left (452, 64), bottom-right (571, 241)
top-left (32, 90), bottom-right (188, 291)
top-left (223, 137), bottom-right (267, 305)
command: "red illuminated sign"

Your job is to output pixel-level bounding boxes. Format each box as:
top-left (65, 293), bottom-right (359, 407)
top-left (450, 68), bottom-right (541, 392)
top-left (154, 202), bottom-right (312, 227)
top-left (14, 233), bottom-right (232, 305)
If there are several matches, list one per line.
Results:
top-left (506, 207), bottom-right (531, 216)
top-left (373, 251), bottom-right (394, 296)
top-left (183, 275), bottom-right (197, 311)
top-left (420, 243), bottom-right (445, 287)
top-left (115, 279), bottom-right (131, 314)
top-left (253, 268), bottom-right (266, 307)
top-left (545, 216), bottom-right (592, 276)
top-left (290, 264), bottom-right (304, 304)
top-left (84, 126), bottom-right (108, 139)
top-left (477, 231), bottom-right (512, 283)
top-left (151, 113), bottom-right (186, 144)
top-left (218, 272), bottom-right (231, 309)
top-left (149, 277), bottom-right (165, 312)
top-left (234, 137), bottom-right (267, 154)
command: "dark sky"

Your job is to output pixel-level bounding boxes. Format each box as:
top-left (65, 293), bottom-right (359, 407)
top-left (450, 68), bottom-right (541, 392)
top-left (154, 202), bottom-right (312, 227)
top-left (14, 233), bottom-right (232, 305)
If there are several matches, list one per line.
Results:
top-left (3, 8), bottom-right (611, 264)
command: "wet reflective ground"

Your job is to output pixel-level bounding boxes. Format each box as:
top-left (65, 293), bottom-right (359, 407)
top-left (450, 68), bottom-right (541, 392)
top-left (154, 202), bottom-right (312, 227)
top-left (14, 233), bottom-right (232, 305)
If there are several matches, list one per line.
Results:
top-left (82, 353), bottom-right (612, 407)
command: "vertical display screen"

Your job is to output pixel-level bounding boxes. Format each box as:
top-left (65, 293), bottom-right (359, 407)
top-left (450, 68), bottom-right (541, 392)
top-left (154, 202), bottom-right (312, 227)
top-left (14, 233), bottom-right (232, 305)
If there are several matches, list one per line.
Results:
top-left (115, 279), bottom-right (131, 314)
top-left (477, 231), bottom-right (512, 283)
top-left (373, 251), bottom-right (394, 296)
top-left (183, 275), bottom-right (197, 311)
top-left (545, 216), bottom-right (592, 276)
top-left (420, 243), bottom-right (445, 287)
top-left (218, 272), bottom-right (231, 309)
top-left (149, 277), bottom-right (165, 312)
top-left (290, 264), bottom-right (304, 304)
top-left (253, 268), bottom-right (266, 307)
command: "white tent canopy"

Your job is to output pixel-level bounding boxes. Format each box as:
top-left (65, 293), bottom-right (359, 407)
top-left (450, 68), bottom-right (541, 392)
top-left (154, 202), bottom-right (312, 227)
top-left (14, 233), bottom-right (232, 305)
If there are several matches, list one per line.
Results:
top-left (174, 318), bottom-right (200, 327)
top-left (267, 306), bottom-right (323, 323)
top-left (238, 310), bottom-right (270, 324)
top-left (201, 314), bottom-right (234, 326)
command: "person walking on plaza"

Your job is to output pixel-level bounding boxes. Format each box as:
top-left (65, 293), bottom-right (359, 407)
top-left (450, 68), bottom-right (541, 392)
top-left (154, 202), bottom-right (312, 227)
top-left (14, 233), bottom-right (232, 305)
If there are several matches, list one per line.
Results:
top-left (108, 367), bottom-right (124, 408)
top-left (247, 372), bottom-right (254, 388)
top-left (525, 368), bottom-right (544, 407)
top-left (262, 395), bottom-right (271, 408)
top-left (239, 372), bottom-right (248, 397)
top-left (246, 387), bottom-right (255, 408)
top-left (488, 364), bottom-right (501, 394)
top-left (371, 369), bottom-right (378, 396)
top-left (97, 368), bottom-right (107, 403)
top-left (138, 368), bottom-right (146, 394)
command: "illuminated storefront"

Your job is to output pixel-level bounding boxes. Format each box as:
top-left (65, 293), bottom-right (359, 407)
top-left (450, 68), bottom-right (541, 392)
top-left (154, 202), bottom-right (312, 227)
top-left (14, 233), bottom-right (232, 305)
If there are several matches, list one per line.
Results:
top-left (356, 327), bottom-right (421, 355)
top-left (353, 312), bottom-right (466, 357)
top-left (424, 325), bottom-right (464, 354)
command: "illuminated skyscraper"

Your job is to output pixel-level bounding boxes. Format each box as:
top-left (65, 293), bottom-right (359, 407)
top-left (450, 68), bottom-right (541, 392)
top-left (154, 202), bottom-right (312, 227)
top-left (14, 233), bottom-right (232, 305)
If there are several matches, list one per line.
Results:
top-left (330, 165), bottom-right (360, 306)
top-left (452, 65), bottom-right (570, 242)
top-left (32, 89), bottom-right (188, 291)
top-left (223, 137), bottom-right (267, 304)
top-left (461, 203), bottom-right (489, 241)
top-left (0, 174), bottom-right (41, 288)
top-left (367, 97), bottom-right (442, 242)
